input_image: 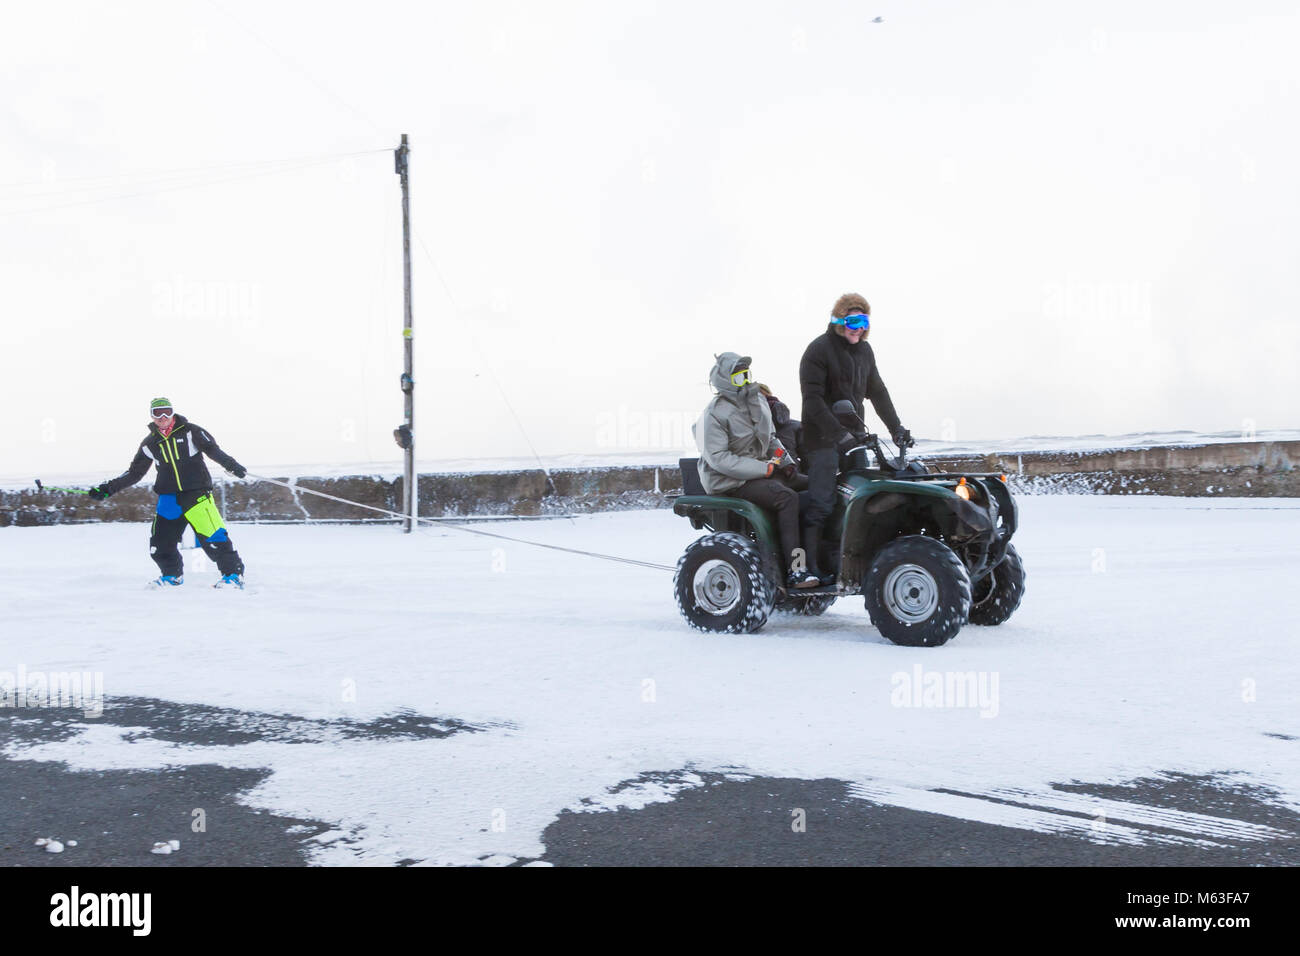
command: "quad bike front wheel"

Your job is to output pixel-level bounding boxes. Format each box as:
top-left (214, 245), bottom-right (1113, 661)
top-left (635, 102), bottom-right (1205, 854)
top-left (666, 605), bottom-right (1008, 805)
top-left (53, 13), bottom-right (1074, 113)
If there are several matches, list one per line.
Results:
top-left (864, 535), bottom-right (971, 647)
top-left (674, 532), bottom-right (777, 634)
top-left (968, 543), bottom-right (1026, 626)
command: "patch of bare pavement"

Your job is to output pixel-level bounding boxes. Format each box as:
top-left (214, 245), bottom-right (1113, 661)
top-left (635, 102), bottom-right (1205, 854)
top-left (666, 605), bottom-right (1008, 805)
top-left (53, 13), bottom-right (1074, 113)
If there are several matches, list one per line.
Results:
top-left (540, 768), bottom-right (1300, 866)
top-left (4, 701), bottom-right (1297, 866)
top-left (0, 697), bottom-right (487, 867)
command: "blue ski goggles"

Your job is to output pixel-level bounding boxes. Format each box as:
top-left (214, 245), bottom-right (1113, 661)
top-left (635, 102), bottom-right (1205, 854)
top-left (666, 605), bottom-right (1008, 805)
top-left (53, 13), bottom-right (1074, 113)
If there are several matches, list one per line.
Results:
top-left (833, 313), bottom-right (870, 331)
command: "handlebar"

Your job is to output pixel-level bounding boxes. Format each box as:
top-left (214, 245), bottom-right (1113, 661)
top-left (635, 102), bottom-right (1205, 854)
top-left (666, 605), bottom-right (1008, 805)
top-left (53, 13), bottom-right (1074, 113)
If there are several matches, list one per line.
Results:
top-left (844, 433), bottom-right (910, 473)
top-left (832, 400), bottom-right (911, 471)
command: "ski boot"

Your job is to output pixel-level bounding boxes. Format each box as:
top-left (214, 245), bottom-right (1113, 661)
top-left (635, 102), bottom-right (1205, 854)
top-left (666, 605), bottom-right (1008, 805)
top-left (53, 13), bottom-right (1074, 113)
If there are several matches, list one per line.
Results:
top-left (214, 573), bottom-right (245, 590)
top-left (149, 575), bottom-right (183, 589)
top-left (786, 569), bottom-right (821, 590)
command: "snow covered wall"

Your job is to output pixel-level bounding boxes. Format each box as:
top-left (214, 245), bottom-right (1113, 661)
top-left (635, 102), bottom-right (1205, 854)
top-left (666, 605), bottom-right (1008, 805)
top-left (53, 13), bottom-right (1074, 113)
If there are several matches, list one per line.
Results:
top-left (3, 438), bottom-right (1297, 527)
top-left (938, 438), bottom-right (1300, 497)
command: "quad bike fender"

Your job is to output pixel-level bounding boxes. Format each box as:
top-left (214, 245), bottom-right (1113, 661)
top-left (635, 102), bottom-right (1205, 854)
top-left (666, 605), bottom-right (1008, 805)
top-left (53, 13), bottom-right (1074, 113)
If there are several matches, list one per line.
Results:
top-left (840, 478), bottom-right (957, 508)
top-left (978, 476), bottom-right (1019, 566)
top-left (672, 495), bottom-right (781, 564)
top-left (838, 482), bottom-right (997, 588)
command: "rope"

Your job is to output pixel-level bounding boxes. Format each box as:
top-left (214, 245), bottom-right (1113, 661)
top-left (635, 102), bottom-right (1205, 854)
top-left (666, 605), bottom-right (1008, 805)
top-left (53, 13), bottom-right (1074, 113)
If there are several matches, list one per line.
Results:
top-left (246, 473), bottom-right (676, 572)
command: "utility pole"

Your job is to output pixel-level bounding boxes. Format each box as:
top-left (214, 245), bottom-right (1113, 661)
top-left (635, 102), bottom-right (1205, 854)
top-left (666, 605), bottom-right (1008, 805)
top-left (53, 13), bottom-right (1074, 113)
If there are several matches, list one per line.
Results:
top-left (394, 134), bottom-right (415, 532)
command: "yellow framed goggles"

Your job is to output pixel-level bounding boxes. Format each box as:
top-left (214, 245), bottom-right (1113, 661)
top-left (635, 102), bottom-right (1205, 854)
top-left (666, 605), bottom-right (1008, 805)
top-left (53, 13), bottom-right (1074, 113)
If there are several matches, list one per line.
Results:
top-left (730, 368), bottom-right (753, 387)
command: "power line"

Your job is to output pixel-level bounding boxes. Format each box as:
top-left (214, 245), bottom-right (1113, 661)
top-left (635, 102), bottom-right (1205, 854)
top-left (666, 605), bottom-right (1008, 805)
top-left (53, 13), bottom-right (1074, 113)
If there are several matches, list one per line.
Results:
top-left (0, 149), bottom-right (386, 194)
top-left (0, 149), bottom-right (389, 218)
top-left (203, 0), bottom-right (386, 136)
top-left (411, 227), bottom-right (556, 490)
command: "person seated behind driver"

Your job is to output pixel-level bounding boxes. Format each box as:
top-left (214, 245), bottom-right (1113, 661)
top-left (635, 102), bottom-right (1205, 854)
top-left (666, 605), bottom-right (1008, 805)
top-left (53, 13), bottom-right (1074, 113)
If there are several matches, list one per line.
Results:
top-left (757, 383), bottom-right (804, 473)
top-left (693, 353), bottom-right (820, 590)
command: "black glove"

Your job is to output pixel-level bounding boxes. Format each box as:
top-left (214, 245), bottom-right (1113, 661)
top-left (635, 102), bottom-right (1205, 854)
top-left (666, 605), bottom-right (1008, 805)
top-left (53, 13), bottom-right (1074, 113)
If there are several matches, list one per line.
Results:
top-left (778, 461), bottom-right (797, 482)
top-left (229, 463), bottom-right (247, 479)
top-left (891, 426), bottom-right (914, 449)
top-left (87, 485), bottom-right (110, 501)
top-left (836, 431), bottom-right (860, 453)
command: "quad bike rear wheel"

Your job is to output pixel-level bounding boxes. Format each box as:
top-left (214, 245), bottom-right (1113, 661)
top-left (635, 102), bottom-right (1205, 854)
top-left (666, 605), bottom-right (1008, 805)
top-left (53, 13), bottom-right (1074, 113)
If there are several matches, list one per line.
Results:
top-left (674, 532), bottom-right (777, 634)
top-left (968, 543), bottom-right (1026, 626)
top-left (864, 535), bottom-right (971, 647)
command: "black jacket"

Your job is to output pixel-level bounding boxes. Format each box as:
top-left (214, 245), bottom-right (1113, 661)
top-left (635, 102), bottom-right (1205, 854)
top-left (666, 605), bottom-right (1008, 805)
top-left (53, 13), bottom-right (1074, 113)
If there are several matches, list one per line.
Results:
top-left (764, 395), bottom-right (803, 466)
top-left (798, 326), bottom-right (902, 451)
top-left (102, 415), bottom-right (243, 496)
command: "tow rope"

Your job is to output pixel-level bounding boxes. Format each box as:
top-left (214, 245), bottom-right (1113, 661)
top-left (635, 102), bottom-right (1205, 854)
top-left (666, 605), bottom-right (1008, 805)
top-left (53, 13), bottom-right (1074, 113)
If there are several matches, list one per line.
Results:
top-left (246, 474), bottom-right (676, 572)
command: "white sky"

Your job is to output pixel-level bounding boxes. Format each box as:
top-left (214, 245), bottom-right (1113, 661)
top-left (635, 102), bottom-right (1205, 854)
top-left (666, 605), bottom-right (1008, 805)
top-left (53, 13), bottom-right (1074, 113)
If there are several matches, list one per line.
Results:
top-left (2, 0), bottom-right (1298, 481)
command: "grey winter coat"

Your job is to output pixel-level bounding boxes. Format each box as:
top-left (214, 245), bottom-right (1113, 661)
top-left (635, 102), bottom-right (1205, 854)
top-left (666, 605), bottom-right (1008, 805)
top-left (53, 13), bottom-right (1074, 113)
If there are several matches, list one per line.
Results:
top-left (692, 352), bottom-right (785, 494)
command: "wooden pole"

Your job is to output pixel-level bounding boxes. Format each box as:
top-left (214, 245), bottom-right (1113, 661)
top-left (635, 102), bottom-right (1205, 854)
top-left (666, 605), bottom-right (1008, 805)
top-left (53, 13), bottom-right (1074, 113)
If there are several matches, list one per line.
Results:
top-left (395, 134), bottom-right (415, 532)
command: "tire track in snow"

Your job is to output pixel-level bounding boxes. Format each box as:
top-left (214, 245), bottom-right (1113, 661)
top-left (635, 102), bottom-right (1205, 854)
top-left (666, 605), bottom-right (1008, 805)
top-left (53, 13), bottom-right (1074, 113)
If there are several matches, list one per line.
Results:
top-left (846, 781), bottom-right (1290, 848)
top-left (983, 786), bottom-right (1291, 843)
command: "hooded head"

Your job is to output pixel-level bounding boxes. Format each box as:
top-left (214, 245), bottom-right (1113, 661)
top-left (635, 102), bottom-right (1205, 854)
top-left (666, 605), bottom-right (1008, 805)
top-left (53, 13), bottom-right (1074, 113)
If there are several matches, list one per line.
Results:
top-left (709, 352), bottom-right (754, 396)
top-left (828, 292), bottom-right (870, 344)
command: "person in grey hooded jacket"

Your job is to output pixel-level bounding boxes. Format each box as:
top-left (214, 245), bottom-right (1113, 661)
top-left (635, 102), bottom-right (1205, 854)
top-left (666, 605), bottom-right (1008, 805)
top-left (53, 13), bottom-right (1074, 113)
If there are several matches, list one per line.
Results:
top-left (692, 352), bottom-right (820, 590)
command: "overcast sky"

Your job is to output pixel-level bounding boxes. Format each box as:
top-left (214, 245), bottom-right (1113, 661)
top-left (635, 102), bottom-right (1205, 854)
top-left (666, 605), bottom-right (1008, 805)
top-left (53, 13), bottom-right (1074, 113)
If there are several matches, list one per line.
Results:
top-left (2, 0), bottom-right (1297, 481)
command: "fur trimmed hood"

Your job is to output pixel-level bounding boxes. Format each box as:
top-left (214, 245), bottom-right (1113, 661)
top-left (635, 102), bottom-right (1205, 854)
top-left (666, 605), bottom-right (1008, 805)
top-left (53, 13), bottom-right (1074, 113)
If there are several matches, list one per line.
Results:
top-left (831, 292), bottom-right (870, 319)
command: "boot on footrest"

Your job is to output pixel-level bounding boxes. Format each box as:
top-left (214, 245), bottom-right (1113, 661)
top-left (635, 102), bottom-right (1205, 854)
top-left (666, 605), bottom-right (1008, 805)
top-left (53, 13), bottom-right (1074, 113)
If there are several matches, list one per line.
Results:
top-left (786, 569), bottom-right (821, 590)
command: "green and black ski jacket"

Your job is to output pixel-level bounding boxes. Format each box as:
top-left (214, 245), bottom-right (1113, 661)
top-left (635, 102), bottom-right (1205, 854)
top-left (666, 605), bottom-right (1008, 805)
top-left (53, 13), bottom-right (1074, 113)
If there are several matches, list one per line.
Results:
top-left (102, 415), bottom-right (244, 496)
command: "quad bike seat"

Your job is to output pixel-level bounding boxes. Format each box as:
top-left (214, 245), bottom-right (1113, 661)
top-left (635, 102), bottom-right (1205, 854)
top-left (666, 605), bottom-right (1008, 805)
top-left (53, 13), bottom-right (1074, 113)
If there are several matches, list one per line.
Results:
top-left (679, 457), bottom-right (707, 496)
top-left (676, 457), bottom-right (785, 548)
top-left (681, 455), bottom-right (780, 502)
top-left (676, 457), bottom-right (768, 517)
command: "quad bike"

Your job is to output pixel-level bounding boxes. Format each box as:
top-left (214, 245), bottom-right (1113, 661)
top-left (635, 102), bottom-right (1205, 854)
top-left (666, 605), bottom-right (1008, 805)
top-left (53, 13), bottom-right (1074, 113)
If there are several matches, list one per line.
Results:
top-left (671, 402), bottom-right (1026, 646)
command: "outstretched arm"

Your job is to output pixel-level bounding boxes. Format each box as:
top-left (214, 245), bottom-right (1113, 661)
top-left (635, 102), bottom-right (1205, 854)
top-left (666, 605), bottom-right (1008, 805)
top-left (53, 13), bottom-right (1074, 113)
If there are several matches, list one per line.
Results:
top-left (96, 446), bottom-right (151, 497)
top-left (866, 367), bottom-right (902, 437)
top-left (194, 427), bottom-right (247, 478)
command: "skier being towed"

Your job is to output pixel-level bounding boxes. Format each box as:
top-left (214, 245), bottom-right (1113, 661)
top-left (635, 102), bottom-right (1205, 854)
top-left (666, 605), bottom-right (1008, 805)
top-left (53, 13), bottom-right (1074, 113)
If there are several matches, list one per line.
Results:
top-left (89, 397), bottom-right (249, 589)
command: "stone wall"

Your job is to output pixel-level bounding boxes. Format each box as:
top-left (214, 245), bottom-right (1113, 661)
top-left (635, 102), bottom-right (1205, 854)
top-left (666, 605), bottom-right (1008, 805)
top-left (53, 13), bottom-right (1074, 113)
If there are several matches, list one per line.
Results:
top-left (3, 439), bottom-right (1296, 527)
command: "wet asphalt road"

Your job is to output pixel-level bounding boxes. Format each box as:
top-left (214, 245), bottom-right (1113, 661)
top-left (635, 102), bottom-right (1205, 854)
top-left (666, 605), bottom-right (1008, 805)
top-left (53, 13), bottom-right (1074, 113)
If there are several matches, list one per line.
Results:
top-left (3, 700), bottom-right (1298, 867)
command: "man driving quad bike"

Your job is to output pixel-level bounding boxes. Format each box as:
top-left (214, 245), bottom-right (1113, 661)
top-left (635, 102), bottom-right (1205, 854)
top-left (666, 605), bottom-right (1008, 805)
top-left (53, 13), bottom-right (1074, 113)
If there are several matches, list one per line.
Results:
top-left (799, 292), bottom-right (913, 584)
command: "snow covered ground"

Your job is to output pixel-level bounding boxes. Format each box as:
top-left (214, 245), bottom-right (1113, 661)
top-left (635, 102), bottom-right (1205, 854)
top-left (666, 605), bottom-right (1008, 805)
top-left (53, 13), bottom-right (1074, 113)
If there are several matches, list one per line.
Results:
top-left (2, 496), bottom-right (1298, 864)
